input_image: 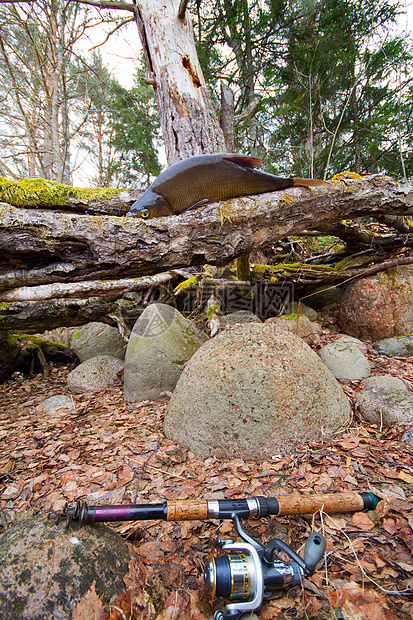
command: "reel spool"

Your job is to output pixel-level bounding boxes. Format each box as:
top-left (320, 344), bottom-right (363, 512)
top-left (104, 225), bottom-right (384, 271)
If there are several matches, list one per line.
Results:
top-left (204, 514), bottom-right (326, 620)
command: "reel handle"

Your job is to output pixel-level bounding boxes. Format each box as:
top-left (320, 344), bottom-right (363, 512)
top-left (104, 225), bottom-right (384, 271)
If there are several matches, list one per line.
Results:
top-left (304, 532), bottom-right (327, 574)
top-left (214, 612), bottom-right (242, 620)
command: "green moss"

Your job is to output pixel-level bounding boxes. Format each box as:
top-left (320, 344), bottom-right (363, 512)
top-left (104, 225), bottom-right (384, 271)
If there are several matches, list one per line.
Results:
top-left (206, 304), bottom-right (220, 320)
top-left (0, 302), bottom-right (11, 310)
top-left (0, 177), bottom-right (122, 209)
top-left (280, 313), bottom-right (303, 319)
top-left (174, 276), bottom-right (199, 294)
top-left (71, 327), bottom-right (85, 340)
top-left (6, 332), bottom-right (19, 357)
top-left (203, 264), bottom-right (216, 277)
top-left (252, 264), bottom-right (272, 275)
top-left (331, 171), bottom-right (362, 181)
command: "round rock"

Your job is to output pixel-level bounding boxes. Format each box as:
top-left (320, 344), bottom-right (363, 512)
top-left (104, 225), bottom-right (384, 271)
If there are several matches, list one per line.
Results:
top-left (164, 324), bottom-right (351, 460)
top-left (374, 335), bottom-right (413, 357)
top-left (318, 336), bottom-right (371, 380)
top-left (265, 314), bottom-right (321, 339)
top-left (355, 375), bottom-right (413, 425)
top-left (67, 354), bottom-right (123, 393)
top-left (70, 322), bottom-right (126, 362)
top-left (339, 265), bottom-right (413, 340)
top-left (221, 310), bottom-right (262, 327)
top-left (0, 515), bottom-right (135, 619)
top-left (124, 303), bottom-right (207, 402)
top-left (34, 395), bottom-right (74, 414)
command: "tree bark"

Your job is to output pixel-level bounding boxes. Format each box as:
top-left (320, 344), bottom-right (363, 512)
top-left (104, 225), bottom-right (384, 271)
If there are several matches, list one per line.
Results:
top-left (133, 0), bottom-right (225, 163)
top-left (0, 294), bottom-right (173, 332)
top-left (0, 176), bottom-right (412, 292)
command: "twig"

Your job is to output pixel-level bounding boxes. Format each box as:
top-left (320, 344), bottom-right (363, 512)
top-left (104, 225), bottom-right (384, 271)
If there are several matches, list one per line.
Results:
top-left (322, 511), bottom-right (411, 594)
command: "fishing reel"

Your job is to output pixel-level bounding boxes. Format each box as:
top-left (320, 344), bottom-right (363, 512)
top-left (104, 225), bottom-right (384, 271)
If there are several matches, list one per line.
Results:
top-left (204, 513), bottom-right (326, 620)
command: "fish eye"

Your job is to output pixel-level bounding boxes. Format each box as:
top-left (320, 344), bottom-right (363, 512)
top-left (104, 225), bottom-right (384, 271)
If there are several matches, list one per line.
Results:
top-left (140, 209), bottom-right (150, 219)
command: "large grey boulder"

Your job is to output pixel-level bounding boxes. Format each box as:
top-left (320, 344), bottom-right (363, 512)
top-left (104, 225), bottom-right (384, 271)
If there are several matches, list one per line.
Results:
top-left (318, 335), bottom-right (371, 380)
top-left (70, 322), bottom-right (126, 362)
top-left (164, 324), bottom-right (351, 460)
top-left (124, 303), bottom-right (207, 402)
top-left (67, 354), bottom-right (123, 393)
top-left (0, 515), bottom-right (135, 619)
top-left (339, 265), bottom-right (413, 340)
top-left (355, 376), bottom-right (413, 425)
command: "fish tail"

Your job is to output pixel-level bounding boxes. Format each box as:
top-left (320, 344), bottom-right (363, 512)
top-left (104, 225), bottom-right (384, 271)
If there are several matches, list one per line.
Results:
top-left (292, 178), bottom-right (328, 188)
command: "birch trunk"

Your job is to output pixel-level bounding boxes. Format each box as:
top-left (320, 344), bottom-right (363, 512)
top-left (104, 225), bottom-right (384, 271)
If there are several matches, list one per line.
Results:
top-left (134, 0), bottom-right (225, 163)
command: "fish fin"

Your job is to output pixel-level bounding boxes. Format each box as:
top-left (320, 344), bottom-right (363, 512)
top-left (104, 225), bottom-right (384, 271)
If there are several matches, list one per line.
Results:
top-left (224, 155), bottom-right (265, 169)
top-left (292, 178), bottom-right (328, 188)
top-left (184, 198), bottom-right (209, 212)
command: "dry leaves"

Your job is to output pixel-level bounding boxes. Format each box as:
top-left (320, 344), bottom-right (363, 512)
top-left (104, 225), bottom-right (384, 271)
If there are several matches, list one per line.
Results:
top-left (1, 339), bottom-right (413, 619)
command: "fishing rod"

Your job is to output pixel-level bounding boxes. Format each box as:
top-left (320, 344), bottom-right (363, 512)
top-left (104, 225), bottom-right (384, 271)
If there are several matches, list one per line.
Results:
top-left (50, 491), bottom-right (379, 620)
top-left (52, 490), bottom-right (378, 527)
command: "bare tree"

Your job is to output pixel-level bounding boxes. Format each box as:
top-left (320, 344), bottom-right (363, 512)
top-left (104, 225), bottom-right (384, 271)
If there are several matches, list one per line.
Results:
top-left (70, 0), bottom-right (226, 164)
top-left (0, 1), bottom-right (126, 182)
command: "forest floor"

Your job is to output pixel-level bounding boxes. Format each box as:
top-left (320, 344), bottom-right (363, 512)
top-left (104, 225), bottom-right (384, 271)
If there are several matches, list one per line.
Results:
top-left (1, 327), bottom-right (413, 620)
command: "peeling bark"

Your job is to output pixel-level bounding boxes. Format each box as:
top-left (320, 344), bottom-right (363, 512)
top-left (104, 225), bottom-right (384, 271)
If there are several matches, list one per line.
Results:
top-left (0, 175), bottom-right (412, 331)
top-left (0, 176), bottom-right (412, 293)
top-left (134, 0), bottom-right (225, 163)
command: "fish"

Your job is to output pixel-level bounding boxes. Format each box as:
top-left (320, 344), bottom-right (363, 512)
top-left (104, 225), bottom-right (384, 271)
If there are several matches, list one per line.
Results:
top-left (126, 153), bottom-right (327, 219)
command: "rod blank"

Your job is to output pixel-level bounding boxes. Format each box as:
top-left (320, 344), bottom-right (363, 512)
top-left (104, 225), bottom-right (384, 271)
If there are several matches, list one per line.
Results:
top-left (51, 491), bottom-right (379, 527)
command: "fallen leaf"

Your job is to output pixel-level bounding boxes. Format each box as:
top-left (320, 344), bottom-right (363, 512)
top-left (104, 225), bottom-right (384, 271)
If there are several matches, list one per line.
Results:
top-left (398, 470), bottom-right (413, 484)
top-left (72, 581), bottom-right (104, 620)
top-left (330, 582), bottom-right (399, 619)
top-left (352, 512), bottom-right (375, 530)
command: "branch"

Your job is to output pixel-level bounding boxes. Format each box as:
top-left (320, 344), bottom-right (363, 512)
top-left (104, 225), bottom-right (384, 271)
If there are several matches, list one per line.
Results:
top-left (177, 0), bottom-right (189, 20)
top-left (0, 296), bottom-right (143, 331)
top-left (234, 97), bottom-right (260, 126)
top-left (69, 0), bottom-right (136, 12)
top-left (89, 16), bottom-right (136, 48)
top-left (0, 272), bottom-right (177, 302)
top-left (0, 273), bottom-right (179, 331)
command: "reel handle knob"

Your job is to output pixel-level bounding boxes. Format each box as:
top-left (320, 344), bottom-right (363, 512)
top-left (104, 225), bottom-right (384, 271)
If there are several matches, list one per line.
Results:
top-left (303, 532), bottom-right (326, 575)
top-left (214, 611), bottom-right (242, 620)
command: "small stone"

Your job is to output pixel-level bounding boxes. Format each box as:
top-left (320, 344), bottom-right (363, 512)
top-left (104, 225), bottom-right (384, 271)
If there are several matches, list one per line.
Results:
top-left (374, 335), bottom-right (413, 357)
top-left (34, 395), bottom-right (74, 413)
top-left (355, 376), bottom-right (413, 425)
top-left (318, 336), bottom-right (371, 380)
top-left (67, 355), bottom-right (123, 393)
top-left (221, 310), bottom-right (262, 326)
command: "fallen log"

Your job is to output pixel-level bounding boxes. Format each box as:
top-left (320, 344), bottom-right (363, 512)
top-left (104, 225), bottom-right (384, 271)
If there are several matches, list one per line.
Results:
top-left (0, 175), bottom-right (412, 292)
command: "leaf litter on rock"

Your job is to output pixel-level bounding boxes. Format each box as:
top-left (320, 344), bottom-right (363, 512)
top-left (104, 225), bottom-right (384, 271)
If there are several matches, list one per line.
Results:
top-left (0, 347), bottom-right (413, 619)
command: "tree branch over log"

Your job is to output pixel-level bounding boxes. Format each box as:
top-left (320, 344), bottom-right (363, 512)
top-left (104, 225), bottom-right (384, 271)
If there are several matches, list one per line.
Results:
top-left (0, 176), bottom-right (412, 294)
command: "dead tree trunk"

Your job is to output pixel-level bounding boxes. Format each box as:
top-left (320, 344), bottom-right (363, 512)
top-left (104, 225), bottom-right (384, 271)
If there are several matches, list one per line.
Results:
top-left (0, 175), bottom-right (411, 285)
top-left (0, 175), bottom-right (412, 331)
top-left (133, 0), bottom-right (225, 163)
